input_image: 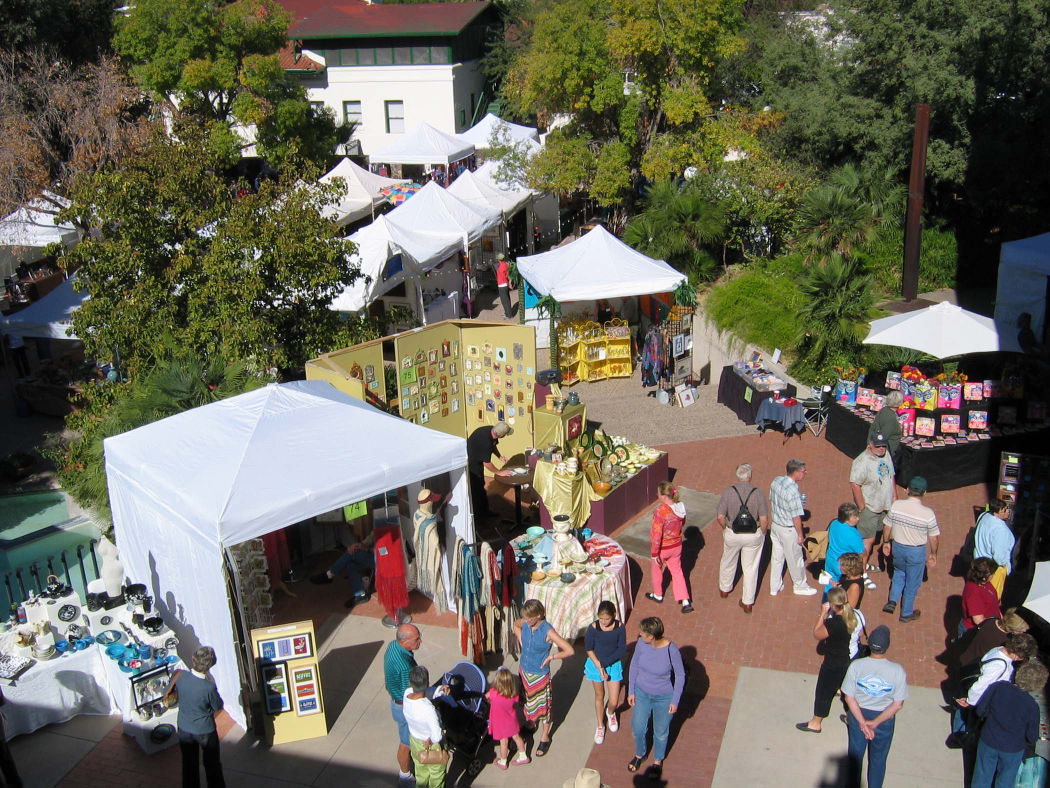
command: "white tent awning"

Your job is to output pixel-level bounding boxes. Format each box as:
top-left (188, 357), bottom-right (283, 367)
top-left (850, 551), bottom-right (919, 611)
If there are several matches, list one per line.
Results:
top-left (446, 167), bottom-right (532, 220)
top-left (319, 158), bottom-right (409, 227)
top-left (0, 193), bottom-right (79, 280)
top-left (0, 275), bottom-right (86, 339)
top-left (994, 231), bottom-right (1050, 340)
top-left (863, 301), bottom-right (1021, 358)
top-left (457, 113), bottom-right (539, 147)
top-left (517, 225), bottom-right (685, 302)
top-left (371, 123), bottom-right (474, 167)
top-left (105, 381), bottom-right (473, 730)
top-left (384, 181), bottom-right (501, 245)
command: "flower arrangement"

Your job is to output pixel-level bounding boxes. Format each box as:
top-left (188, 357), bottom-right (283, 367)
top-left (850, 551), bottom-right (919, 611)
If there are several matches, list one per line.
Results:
top-left (934, 370), bottom-right (968, 384)
top-left (900, 365), bottom-right (926, 383)
top-left (833, 365), bottom-right (866, 382)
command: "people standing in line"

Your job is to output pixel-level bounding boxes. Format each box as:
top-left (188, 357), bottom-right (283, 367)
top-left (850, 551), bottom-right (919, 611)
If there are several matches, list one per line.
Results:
top-left (486, 667), bottom-right (530, 769)
top-left (797, 587), bottom-right (860, 733)
top-left (837, 553), bottom-right (867, 610)
top-left (971, 661), bottom-right (1048, 788)
top-left (466, 421), bottom-right (513, 520)
top-left (849, 434), bottom-right (896, 575)
top-left (513, 599), bottom-right (574, 758)
top-left (948, 632), bottom-right (1038, 749)
top-left (403, 666), bottom-right (447, 788)
top-left (716, 463), bottom-right (770, 614)
top-left (956, 609), bottom-right (1029, 673)
top-left (974, 500), bottom-right (1015, 599)
top-left (868, 391), bottom-right (904, 461)
top-left (584, 600), bottom-right (627, 743)
top-left (0, 687), bottom-right (23, 788)
top-left (768, 459), bottom-right (817, 596)
top-left (959, 557), bottom-right (1001, 638)
top-left (880, 476), bottom-right (938, 623)
top-left (169, 646), bottom-right (225, 788)
top-left (824, 503), bottom-right (867, 594)
top-left (841, 626), bottom-right (907, 788)
top-left (385, 624), bottom-right (423, 786)
top-left (626, 617), bottom-right (685, 782)
top-left (647, 482), bottom-right (694, 613)
top-left (495, 253), bottom-right (515, 319)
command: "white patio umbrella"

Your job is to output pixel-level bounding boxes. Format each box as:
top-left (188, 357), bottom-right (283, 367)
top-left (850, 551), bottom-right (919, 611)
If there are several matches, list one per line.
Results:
top-left (1023, 560), bottom-right (1050, 624)
top-left (862, 301), bottom-right (1021, 358)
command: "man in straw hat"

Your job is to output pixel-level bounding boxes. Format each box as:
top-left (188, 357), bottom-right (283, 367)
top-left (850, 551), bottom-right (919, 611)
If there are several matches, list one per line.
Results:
top-left (561, 768), bottom-right (609, 788)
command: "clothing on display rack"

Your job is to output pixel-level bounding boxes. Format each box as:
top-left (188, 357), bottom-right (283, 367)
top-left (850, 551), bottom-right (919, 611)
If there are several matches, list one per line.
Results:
top-left (373, 524), bottom-right (409, 618)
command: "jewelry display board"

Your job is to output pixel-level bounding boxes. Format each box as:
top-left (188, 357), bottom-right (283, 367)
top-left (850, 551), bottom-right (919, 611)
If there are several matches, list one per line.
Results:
top-left (304, 340), bottom-right (387, 407)
top-left (250, 620), bottom-right (327, 745)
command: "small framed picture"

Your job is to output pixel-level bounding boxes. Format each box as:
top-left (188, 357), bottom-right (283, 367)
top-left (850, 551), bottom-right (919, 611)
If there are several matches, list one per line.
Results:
top-left (449, 362), bottom-right (456, 377)
top-left (420, 409), bottom-right (429, 424)
top-left (442, 341), bottom-right (450, 357)
top-left (468, 345), bottom-right (479, 358)
top-left (451, 380), bottom-right (459, 395)
top-left (428, 349), bottom-right (438, 364)
top-left (678, 387), bottom-right (696, 407)
top-left (439, 360), bottom-right (446, 372)
top-left (451, 340), bottom-right (459, 358)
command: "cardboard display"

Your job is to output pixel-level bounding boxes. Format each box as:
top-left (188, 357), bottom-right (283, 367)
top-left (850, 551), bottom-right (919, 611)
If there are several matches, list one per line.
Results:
top-left (250, 620), bottom-right (327, 745)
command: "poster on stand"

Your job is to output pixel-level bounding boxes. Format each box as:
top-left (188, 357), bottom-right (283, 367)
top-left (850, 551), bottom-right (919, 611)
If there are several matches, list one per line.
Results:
top-left (251, 620), bottom-right (327, 745)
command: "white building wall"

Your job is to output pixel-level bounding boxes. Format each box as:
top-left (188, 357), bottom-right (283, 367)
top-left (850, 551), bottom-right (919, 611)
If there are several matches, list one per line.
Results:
top-left (300, 54), bottom-right (487, 159)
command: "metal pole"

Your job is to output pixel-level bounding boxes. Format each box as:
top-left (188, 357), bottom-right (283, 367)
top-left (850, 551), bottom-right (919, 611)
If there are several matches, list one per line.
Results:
top-left (60, 551), bottom-right (73, 589)
top-left (76, 545), bottom-right (89, 589)
top-left (902, 103), bottom-right (930, 302)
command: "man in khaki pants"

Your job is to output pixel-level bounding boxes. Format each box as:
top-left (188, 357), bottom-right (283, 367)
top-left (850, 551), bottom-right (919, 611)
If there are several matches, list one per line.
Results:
top-left (716, 464), bottom-right (770, 613)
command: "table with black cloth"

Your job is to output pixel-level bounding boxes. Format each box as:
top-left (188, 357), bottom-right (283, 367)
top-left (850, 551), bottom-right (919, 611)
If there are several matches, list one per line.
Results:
top-left (825, 402), bottom-right (1050, 491)
top-left (755, 397), bottom-right (806, 435)
top-left (716, 365), bottom-right (797, 425)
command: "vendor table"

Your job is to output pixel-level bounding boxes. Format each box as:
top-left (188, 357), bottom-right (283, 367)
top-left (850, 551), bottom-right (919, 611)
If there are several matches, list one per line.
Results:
top-left (495, 460), bottom-right (535, 531)
top-left (533, 403), bottom-right (587, 449)
top-left (512, 533), bottom-right (632, 639)
top-left (756, 398), bottom-right (806, 436)
top-left (537, 452), bottom-right (669, 535)
top-left (717, 365), bottom-right (797, 425)
top-left (1, 646), bottom-right (116, 739)
top-left (825, 402), bottom-right (1050, 491)
top-left (533, 458), bottom-right (593, 530)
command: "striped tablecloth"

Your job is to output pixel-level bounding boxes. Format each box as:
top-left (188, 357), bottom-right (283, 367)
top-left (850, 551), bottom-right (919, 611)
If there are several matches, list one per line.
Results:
top-left (512, 533), bottom-right (632, 640)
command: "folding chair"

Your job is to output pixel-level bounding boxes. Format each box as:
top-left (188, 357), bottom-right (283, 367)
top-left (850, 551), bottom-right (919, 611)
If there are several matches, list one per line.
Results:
top-left (801, 385), bottom-right (832, 437)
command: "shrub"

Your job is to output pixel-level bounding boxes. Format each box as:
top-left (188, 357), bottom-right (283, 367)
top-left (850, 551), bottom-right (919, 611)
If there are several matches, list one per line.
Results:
top-left (863, 222), bottom-right (958, 295)
top-left (706, 254), bottom-right (805, 353)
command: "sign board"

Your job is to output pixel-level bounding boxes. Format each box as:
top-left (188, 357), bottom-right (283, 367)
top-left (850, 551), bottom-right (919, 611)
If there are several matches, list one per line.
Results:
top-left (250, 620), bottom-right (328, 745)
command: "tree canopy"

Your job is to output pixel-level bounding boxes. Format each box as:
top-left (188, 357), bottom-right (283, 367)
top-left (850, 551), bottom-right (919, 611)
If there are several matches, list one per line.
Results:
top-left (114, 0), bottom-right (348, 166)
top-left (0, 0), bottom-right (115, 64)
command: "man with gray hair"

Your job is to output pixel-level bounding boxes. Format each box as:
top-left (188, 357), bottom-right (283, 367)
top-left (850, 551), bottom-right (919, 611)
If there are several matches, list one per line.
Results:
top-left (769, 459), bottom-right (817, 596)
top-left (716, 463), bottom-right (770, 613)
top-left (384, 624), bottom-right (422, 786)
top-left (168, 645), bottom-right (225, 787)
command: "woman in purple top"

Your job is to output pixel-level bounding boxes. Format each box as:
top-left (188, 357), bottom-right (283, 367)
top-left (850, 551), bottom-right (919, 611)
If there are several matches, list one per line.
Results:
top-left (627, 616), bottom-right (685, 780)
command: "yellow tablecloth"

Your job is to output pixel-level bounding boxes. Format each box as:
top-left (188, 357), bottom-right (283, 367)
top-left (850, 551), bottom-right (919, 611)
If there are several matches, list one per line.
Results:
top-left (531, 458), bottom-right (599, 528)
top-left (533, 403), bottom-right (586, 449)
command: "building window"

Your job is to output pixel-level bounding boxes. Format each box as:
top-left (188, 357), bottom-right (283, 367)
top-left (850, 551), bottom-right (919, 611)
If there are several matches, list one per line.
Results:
top-left (431, 47), bottom-right (450, 64)
top-left (394, 47), bottom-right (411, 65)
top-left (343, 101), bottom-right (362, 127)
top-left (357, 48), bottom-right (376, 65)
top-left (338, 48), bottom-right (356, 66)
top-left (412, 46), bottom-right (430, 64)
top-left (376, 48), bottom-right (393, 65)
top-left (310, 101), bottom-right (325, 112)
top-left (385, 100), bottom-right (405, 133)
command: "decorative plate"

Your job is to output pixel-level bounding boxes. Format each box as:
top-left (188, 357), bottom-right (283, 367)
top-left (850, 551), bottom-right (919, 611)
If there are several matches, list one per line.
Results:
top-left (164, 636), bottom-right (179, 650)
top-left (96, 629), bottom-right (124, 645)
top-left (58, 604), bottom-right (80, 622)
top-left (150, 724), bottom-right (175, 743)
top-left (592, 442), bottom-right (606, 458)
top-left (100, 616), bottom-right (113, 626)
top-left (613, 445), bottom-right (630, 462)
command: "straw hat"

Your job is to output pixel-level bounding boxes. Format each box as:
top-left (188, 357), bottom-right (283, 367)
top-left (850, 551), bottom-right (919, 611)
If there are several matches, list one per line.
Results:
top-left (561, 768), bottom-right (609, 788)
top-left (417, 488), bottom-right (440, 504)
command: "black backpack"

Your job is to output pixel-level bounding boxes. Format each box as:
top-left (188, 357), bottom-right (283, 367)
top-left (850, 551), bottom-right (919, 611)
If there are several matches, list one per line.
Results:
top-left (731, 487), bottom-right (759, 533)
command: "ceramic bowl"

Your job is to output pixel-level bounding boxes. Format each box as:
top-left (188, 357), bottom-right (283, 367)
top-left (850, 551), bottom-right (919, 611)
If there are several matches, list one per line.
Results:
top-left (55, 639), bottom-right (70, 653)
top-left (106, 643), bottom-right (125, 659)
top-left (531, 570), bottom-right (546, 582)
top-left (526, 526), bottom-right (545, 538)
top-left (72, 638), bottom-right (90, 651)
top-left (560, 572), bottom-right (576, 584)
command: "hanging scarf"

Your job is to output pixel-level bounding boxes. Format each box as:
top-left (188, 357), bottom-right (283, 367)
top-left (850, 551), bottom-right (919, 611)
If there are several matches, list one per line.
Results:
top-left (373, 524), bottom-right (409, 618)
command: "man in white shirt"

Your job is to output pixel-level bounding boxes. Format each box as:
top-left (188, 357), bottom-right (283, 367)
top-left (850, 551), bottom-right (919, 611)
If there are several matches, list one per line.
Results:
top-left (850, 433), bottom-right (896, 574)
top-left (881, 476), bottom-right (939, 623)
top-left (768, 459), bottom-right (816, 596)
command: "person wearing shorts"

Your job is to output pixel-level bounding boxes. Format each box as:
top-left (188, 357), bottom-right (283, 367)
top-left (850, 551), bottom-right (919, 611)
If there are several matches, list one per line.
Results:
top-left (385, 624), bottom-right (422, 787)
top-left (583, 601), bottom-right (627, 744)
top-left (850, 434), bottom-right (896, 576)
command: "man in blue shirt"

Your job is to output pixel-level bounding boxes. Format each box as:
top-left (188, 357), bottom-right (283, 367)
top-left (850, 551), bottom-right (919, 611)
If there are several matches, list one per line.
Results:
top-left (972, 661), bottom-right (1047, 787)
top-left (974, 499), bottom-right (1014, 598)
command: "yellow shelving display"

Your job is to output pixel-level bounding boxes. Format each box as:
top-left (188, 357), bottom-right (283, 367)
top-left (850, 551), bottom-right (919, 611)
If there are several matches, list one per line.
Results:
top-left (556, 318), bottom-right (633, 383)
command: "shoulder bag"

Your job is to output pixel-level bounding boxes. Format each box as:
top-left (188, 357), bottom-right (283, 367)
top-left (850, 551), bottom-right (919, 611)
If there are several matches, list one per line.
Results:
top-left (416, 740), bottom-right (449, 765)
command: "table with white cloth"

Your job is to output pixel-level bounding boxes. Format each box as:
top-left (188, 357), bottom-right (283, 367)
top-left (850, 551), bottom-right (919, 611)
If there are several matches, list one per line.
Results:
top-left (511, 533), bottom-right (632, 640)
top-left (1, 646), bottom-right (116, 739)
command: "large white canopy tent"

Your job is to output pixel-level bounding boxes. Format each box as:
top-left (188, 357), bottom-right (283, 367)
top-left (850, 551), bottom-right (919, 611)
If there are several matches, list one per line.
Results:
top-left (994, 231), bottom-right (1050, 341)
top-left (446, 167), bottom-right (533, 220)
top-left (516, 225), bottom-right (686, 301)
top-left (104, 381), bottom-right (472, 730)
top-left (318, 158), bottom-right (410, 227)
top-left (457, 113), bottom-right (539, 148)
top-left (371, 122), bottom-right (475, 167)
top-left (384, 181), bottom-right (502, 246)
top-left (0, 193), bottom-right (79, 281)
top-left (0, 274), bottom-right (87, 340)
top-left (863, 301), bottom-right (1021, 358)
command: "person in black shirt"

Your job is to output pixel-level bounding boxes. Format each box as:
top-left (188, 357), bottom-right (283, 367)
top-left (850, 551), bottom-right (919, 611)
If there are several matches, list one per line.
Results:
top-left (466, 422), bottom-right (512, 518)
top-left (797, 587), bottom-right (859, 733)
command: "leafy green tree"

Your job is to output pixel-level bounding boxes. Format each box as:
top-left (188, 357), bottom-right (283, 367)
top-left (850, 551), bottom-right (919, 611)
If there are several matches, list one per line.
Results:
top-left (114, 0), bottom-right (347, 166)
top-left (0, 0), bottom-right (114, 64)
top-left (504, 0), bottom-right (747, 206)
top-left (62, 124), bottom-right (360, 375)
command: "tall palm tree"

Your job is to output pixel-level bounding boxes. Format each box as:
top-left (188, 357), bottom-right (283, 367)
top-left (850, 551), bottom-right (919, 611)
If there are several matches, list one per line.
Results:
top-left (794, 254), bottom-right (879, 366)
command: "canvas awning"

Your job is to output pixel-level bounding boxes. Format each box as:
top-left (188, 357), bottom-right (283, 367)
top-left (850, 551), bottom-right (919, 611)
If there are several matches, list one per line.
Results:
top-left (383, 181), bottom-right (501, 245)
top-left (446, 166), bottom-right (533, 219)
top-left (319, 158), bottom-right (409, 226)
top-left (371, 122), bottom-right (474, 167)
top-left (0, 193), bottom-right (79, 280)
top-left (516, 225), bottom-right (685, 302)
top-left (994, 231), bottom-right (1050, 341)
top-left (0, 274), bottom-right (86, 340)
top-left (457, 113), bottom-right (539, 148)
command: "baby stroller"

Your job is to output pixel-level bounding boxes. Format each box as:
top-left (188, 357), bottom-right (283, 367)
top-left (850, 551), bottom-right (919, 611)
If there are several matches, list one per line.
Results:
top-left (431, 661), bottom-right (490, 778)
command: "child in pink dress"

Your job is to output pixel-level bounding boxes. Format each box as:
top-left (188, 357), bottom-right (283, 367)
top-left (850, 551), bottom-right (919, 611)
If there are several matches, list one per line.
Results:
top-left (487, 667), bottom-right (530, 769)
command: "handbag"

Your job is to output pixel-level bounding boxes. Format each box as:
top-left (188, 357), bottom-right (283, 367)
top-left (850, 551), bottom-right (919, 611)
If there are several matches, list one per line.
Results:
top-left (163, 669), bottom-right (181, 707)
top-left (415, 740), bottom-right (448, 765)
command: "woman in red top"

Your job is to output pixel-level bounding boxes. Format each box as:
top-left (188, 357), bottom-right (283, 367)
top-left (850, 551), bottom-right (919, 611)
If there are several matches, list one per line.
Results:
top-left (960, 557), bottom-right (1001, 637)
top-left (647, 482), bottom-right (693, 613)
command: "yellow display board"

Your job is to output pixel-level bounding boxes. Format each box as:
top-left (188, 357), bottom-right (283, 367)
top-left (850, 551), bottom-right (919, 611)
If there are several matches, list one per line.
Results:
top-left (250, 620), bottom-right (328, 745)
top-left (305, 341), bottom-right (387, 406)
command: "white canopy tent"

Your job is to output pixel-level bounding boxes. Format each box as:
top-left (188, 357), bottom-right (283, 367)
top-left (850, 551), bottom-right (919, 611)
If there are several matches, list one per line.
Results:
top-left (516, 225), bottom-right (686, 301)
top-left (318, 158), bottom-right (410, 227)
top-left (384, 181), bottom-right (502, 246)
top-left (0, 193), bottom-right (79, 281)
top-left (994, 231), bottom-right (1050, 341)
top-left (0, 274), bottom-right (86, 340)
top-left (457, 113), bottom-right (539, 148)
top-left (371, 122), bottom-right (475, 167)
top-left (104, 381), bottom-right (473, 730)
top-left (863, 301), bottom-right (1021, 358)
top-left (446, 167), bottom-right (533, 220)
top-left (329, 215), bottom-right (463, 313)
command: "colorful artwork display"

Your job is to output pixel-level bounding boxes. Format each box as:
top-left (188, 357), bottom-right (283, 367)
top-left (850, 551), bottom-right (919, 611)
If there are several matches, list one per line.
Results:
top-left (940, 414), bottom-right (961, 434)
top-left (968, 411), bottom-right (988, 430)
top-left (915, 416), bottom-right (936, 437)
top-left (261, 663), bottom-right (291, 714)
top-left (963, 382), bottom-right (984, 401)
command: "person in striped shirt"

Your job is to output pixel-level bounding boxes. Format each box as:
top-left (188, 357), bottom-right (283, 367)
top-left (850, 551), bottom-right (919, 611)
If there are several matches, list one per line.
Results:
top-left (881, 476), bottom-right (939, 623)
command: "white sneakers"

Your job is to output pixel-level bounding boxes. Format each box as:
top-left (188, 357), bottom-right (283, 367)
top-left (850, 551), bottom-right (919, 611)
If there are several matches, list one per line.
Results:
top-left (594, 725), bottom-right (605, 744)
top-left (607, 710), bottom-right (619, 733)
top-left (793, 586), bottom-right (818, 596)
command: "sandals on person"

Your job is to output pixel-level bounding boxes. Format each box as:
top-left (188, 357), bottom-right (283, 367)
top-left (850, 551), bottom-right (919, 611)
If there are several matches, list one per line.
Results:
top-left (627, 756), bottom-right (644, 773)
top-left (535, 739), bottom-right (551, 757)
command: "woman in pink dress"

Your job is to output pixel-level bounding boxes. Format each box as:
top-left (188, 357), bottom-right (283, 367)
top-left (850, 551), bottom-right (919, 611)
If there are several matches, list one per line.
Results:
top-left (647, 482), bottom-right (693, 613)
top-left (487, 667), bottom-right (530, 769)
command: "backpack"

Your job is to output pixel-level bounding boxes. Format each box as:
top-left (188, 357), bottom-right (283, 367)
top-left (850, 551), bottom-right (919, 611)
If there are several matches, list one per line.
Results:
top-left (731, 487), bottom-right (759, 533)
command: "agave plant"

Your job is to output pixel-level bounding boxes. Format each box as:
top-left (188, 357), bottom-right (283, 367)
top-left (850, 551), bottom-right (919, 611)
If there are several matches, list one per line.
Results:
top-left (794, 255), bottom-right (879, 367)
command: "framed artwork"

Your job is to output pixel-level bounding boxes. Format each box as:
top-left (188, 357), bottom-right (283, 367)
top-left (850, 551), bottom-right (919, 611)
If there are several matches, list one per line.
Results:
top-left (261, 662), bottom-right (291, 714)
top-left (451, 340), bottom-right (459, 358)
top-left (451, 398), bottom-right (459, 413)
top-left (485, 371), bottom-right (492, 383)
top-left (494, 390), bottom-right (502, 401)
top-left (442, 341), bottom-right (451, 357)
top-left (968, 410), bottom-right (988, 429)
top-left (963, 382), bottom-right (984, 401)
top-left (915, 416), bottom-right (936, 437)
top-left (368, 380), bottom-right (378, 391)
top-left (856, 387), bottom-right (875, 407)
top-left (364, 365), bottom-right (374, 382)
top-left (466, 393), bottom-right (474, 406)
top-left (430, 402), bottom-right (439, 414)
top-left (439, 360), bottom-right (446, 372)
top-left (410, 384), bottom-right (419, 396)
top-left (399, 367), bottom-right (417, 385)
top-left (941, 414), bottom-right (961, 434)
top-left (983, 380), bottom-right (1001, 398)
top-left (442, 408), bottom-right (448, 417)
top-left (420, 409), bottom-right (429, 423)
top-left (484, 356), bottom-right (492, 367)
top-left (428, 349), bottom-right (438, 364)
top-left (885, 371), bottom-right (901, 390)
top-left (678, 387), bottom-right (696, 408)
top-left (464, 359), bottom-right (473, 371)
top-left (474, 374), bottom-right (482, 385)
top-left (672, 334), bottom-right (685, 358)
top-left (506, 379), bottom-right (513, 390)
top-left (513, 343), bottom-right (523, 360)
top-left (517, 391), bottom-right (524, 402)
top-left (517, 363), bottom-right (523, 372)
top-left (481, 342), bottom-right (493, 355)
top-left (428, 366), bottom-right (436, 379)
top-left (485, 399), bottom-right (496, 412)
top-left (496, 347), bottom-right (507, 361)
top-left (412, 397), bottom-right (419, 410)
top-left (505, 364), bottom-right (513, 375)
top-left (401, 386), bottom-right (410, 398)
top-left (451, 380), bottom-right (459, 395)
top-left (416, 367), bottom-right (425, 383)
top-left (494, 374), bottom-right (501, 386)
top-left (468, 345), bottom-right (479, 358)
top-left (441, 391), bottom-right (448, 404)
top-left (420, 393), bottom-right (428, 407)
top-left (292, 665), bottom-right (321, 717)
top-left (400, 356), bottom-right (412, 369)
top-left (498, 407), bottom-right (505, 420)
top-left (440, 375), bottom-right (447, 388)
top-left (415, 349), bottom-right (426, 364)
top-left (526, 367), bottom-right (534, 375)
top-left (449, 362), bottom-right (456, 377)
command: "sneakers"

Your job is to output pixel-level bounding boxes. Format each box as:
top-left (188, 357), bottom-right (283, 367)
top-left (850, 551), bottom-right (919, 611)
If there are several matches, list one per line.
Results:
top-left (344, 593), bottom-right (369, 609)
top-left (645, 593), bottom-right (664, 603)
top-left (513, 752), bottom-right (530, 765)
top-left (793, 586), bottom-right (818, 596)
top-left (900, 610), bottom-right (922, 623)
top-left (607, 710), bottom-right (619, 733)
top-left (594, 725), bottom-right (605, 744)
top-left (882, 601), bottom-right (897, 614)
top-left (494, 756), bottom-right (509, 770)
top-left (866, 563), bottom-right (883, 573)
top-left (864, 576), bottom-right (877, 590)
top-left (310, 572), bottom-right (333, 585)
top-left (681, 602), bottom-right (695, 614)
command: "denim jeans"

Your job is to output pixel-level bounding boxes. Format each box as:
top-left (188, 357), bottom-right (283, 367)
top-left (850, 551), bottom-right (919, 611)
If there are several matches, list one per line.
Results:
top-left (330, 549), bottom-right (375, 597)
top-left (972, 740), bottom-right (1024, 788)
top-left (631, 687), bottom-right (674, 762)
top-left (847, 707), bottom-right (895, 788)
top-left (888, 542), bottom-right (926, 617)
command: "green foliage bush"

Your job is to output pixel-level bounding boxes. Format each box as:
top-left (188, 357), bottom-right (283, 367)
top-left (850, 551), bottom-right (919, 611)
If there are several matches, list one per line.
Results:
top-left (863, 222), bottom-right (959, 295)
top-left (705, 255), bottom-right (805, 354)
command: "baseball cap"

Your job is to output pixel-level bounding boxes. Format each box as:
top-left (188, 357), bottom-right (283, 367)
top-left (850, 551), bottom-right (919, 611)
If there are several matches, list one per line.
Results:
top-left (908, 476), bottom-right (928, 494)
top-left (492, 422), bottom-right (513, 437)
top-left (868, 625), bottom-right (891, 654)
top-left (870, 433), bottom-right (890, 448)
